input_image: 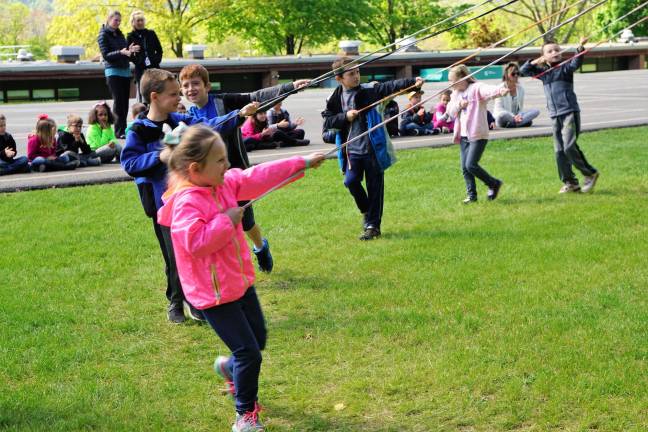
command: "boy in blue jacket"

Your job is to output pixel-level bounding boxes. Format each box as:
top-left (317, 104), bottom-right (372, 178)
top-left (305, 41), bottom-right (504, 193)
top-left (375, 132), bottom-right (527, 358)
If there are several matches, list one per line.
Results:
top-left (322, 56), bottom-right (423, 240)
top-left (179, 64), bottom-right (309, 273)
top-left (520, 38), bottom-right (599, 194)
top-left (121, 68), bottom-right (256, 323)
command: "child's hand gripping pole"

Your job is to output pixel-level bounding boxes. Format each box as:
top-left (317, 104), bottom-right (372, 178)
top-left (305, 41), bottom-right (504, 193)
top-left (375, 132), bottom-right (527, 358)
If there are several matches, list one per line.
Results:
top-left (241, 152), bottom-right (327, 210)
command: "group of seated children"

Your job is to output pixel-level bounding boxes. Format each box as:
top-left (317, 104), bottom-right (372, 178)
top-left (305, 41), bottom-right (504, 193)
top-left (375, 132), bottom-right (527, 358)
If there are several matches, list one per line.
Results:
top-left (240, 101), bottom-right (310, 151)
top-left (0, 101), bottom-right (124, 175)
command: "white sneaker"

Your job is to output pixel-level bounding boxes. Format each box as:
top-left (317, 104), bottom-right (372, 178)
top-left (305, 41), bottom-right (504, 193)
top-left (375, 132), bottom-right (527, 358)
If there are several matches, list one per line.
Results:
top-left (232, 403), bottom-right (264, 431)
top-left (559, 183), bottom-right (581, 194)
top-left (581, 172), bottom-right (599, 193)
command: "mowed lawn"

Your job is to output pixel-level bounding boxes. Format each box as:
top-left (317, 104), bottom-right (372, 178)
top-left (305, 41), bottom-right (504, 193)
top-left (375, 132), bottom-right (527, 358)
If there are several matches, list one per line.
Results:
top-left (1, 127), bottom-right (646, 432)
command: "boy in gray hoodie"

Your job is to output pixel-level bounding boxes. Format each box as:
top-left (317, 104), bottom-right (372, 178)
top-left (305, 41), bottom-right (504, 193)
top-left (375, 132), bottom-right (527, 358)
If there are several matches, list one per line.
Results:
top-left (520, 37), bottom-right (599, 194)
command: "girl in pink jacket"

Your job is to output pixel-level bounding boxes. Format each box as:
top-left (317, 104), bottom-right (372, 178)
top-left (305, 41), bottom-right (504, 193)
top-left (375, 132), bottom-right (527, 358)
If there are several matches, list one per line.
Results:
top-left (446, 65), bottom-right (508, 204)
top-left (157, 125), bottom-right (324, 432)
top-left (241, 111), bottom-right (310, 152)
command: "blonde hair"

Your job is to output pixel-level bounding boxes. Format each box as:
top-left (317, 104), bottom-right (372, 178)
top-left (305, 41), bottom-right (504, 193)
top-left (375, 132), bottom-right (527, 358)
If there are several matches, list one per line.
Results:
top-left (130, 10), bottom-right (145, 26)
top-left (67, 114), bottom-right (83, 127)
top-left (161, 125), bottom-right (224, 180)
top-left (35, 117), bottom-right (57, 149)
top-left (449, 65), bottom-right (476, 85)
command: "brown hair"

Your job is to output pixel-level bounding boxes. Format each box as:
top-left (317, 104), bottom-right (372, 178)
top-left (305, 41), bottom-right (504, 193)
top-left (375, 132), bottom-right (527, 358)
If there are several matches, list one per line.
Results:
top-left (131, 102), bottom-right (146, 119)
top-left (35, 117), bottom-right (57, 149)
top-left (332, 56), bottom-right (357, 77)
top-left (502, 62), bottom-right (520, 81)
top-left (251, 111), bottom-right (268, 131)
top-left (67, 114), bottom-right (83, 127)
top-left (162, 125), bottom-right (225, 180)
top-left (0, 114), bottom-right (6, 123)
top-left (88, 101), bottom-right (114, 125)
top-left (449, 64), bottom-right (476, 85)
top-left (179, 64), bottom-right (210, 86)
top-left (141, 69), bottom-right (176, 104)
top-left (542, 40), bottom-right (559, 53)
top-left (440, 89), bottom-right (452, 99)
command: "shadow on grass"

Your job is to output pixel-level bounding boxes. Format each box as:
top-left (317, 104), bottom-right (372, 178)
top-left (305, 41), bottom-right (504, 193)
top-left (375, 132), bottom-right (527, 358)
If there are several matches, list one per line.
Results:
top-left (267, 403), bottom-right (387, 432)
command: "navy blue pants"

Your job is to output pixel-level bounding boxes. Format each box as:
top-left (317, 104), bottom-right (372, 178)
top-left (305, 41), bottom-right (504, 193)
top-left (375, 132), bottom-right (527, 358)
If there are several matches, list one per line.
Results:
top-left (202, 286), bottom-right (267, 414)
top-left (344, 153), bottom-right (384, 230)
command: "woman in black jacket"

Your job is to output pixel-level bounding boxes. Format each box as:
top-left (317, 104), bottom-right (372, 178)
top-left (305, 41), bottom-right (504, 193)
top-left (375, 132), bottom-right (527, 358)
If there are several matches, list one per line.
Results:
top-left (127, 11), bottom-right (163, 103)
top-left (97, 10), bottom-right (139, 138)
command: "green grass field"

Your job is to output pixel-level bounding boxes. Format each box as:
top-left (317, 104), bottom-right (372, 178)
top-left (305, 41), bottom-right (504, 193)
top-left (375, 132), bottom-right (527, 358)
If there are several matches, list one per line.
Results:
top-left (1, 127), bottom-right (647, 431)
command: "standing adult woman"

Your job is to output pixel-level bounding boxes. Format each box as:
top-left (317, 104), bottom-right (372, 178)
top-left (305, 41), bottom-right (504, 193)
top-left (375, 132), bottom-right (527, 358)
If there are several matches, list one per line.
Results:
top-left (494, 62), bottom-right (540, 128)
top-left (127, 10), bottom-right (163, 103)
top-left (97, 10), bottom-right (139, 139)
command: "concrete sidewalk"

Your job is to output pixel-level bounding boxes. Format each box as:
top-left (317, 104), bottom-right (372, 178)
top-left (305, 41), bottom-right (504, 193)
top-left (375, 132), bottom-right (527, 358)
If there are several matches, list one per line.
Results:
top-left (1, 69), bottom-right (646, 193)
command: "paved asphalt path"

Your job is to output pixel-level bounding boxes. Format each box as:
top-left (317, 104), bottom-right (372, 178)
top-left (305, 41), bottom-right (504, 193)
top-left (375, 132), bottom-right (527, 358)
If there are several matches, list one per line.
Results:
top-left (0, 69), bottom-right (646, 192)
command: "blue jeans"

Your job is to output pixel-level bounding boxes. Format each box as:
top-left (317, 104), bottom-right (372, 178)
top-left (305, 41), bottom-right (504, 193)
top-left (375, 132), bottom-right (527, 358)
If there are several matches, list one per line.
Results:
top-left (496, 109), bottom-right (540, 128)
top-left (30, 154), bottom-right (77, 172)
top-left (460, 137), bottom-right (499, 199)
top-left (344, 153), bottom-right (384, 230)
top-left (202, 286), bottom-right (266, 415)
top-left (0, 156), bottom-right (29, 175)
top-left (400, 122), bottom-right (436, 136)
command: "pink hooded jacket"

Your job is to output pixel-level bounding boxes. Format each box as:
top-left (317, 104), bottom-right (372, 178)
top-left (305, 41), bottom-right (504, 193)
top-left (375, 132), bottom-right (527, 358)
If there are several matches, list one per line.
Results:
top-left (157, 156), bottom-right (307, 309)
top-left (447, 82), bottom-right (504, 144)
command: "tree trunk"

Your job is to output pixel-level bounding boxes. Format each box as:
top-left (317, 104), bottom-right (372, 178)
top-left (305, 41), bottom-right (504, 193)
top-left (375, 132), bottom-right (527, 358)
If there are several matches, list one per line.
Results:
top-left (285, 35), bottom-right (295, 55)
top-left (172, 38), bottom-right (183, 58)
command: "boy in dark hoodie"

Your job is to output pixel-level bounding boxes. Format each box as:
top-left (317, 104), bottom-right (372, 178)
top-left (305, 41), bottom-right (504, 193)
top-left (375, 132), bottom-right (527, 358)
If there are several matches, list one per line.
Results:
top-left (322, 56), bottom-right (423, 240)
top-left (520, 37), bottom-right (599, 194)
top-left (121, 68), bottom-right (256, 323)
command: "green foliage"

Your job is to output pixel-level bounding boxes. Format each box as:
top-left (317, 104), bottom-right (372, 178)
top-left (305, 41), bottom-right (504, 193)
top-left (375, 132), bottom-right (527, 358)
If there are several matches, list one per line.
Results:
top-left (46, 0), bottom-right (227, 59)
top-left (596, 0), bottom-right (648, 38)
top-left (360, 0), bottom-right (451, 48)
top-left (1, 127), bottom-right (648, 430)
top-left (46, 0), bottom-right (108, 59)
top-left (213, 0), bottom-right (366, 55)
top-left (0, 1), bottom-right (31, 46)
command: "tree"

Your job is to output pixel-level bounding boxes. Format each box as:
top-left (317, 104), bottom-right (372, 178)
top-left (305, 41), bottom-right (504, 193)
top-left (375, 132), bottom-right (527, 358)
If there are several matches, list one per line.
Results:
top-left (0, 2), bottom-right (31, 46)
top-left (360, 0), bottom-right (459, 49)
top-left (596, 0), bottom-right (648, 37)
top-left (123, 0), bottom-right (227, 58)
top-left (502, 0), bottom-right (594, 43)
top-left (47, 0), bottom-right (108, 58)
top-left (47, 0), bottom-right (225, 59)
top-left (468, 16), bottom-right (507, 47)
top-left (214, 0), bottom-right (366, 55)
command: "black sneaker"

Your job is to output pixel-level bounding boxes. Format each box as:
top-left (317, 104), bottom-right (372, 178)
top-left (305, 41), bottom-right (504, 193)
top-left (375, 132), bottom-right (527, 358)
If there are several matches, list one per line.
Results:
top-left (185, 301), bottom-right (206, 322)
top-left (253, 238), bottom-right (274, 273)
top-left (359, 226), bottom-right (381, 241)
top-left (167, 303), bottom-right (185, 324)
top-left (487, 180), bottom-right (503, 201)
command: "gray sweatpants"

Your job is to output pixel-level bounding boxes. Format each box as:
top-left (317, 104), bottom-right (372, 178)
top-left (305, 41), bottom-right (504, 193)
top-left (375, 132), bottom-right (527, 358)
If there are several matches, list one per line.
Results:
top-left (551, 112), bottom-right (597, 185)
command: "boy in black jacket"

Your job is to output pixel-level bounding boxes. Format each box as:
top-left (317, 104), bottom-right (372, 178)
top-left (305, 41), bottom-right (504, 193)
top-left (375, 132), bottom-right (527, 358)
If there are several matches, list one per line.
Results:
top-left (0, 114), bottom-right (29, 175)
top-left (322, 56), bottom-right (423, 240)
top-left (56, 115), bottom-right (101, 167)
